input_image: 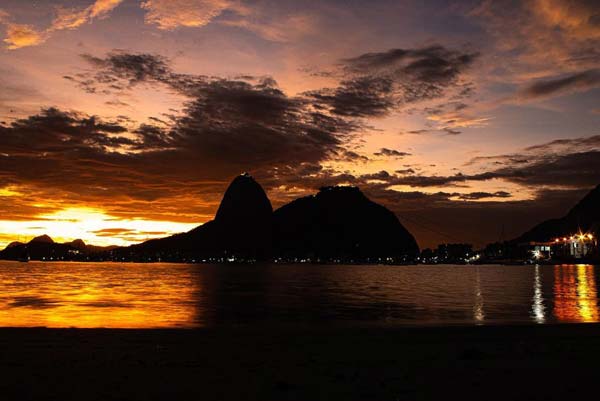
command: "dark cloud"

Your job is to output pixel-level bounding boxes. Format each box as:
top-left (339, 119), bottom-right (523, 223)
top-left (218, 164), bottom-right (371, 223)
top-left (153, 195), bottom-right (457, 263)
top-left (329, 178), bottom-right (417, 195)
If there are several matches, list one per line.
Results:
top-left (0, 93), bottom-right (350, 216)
top-left (402, 127), bottom-right (463, 136)
top-left (352, 147), bottom-right (600, 190)
top-left (362, 170), bottom-right (392, 180)
top-left (493, 150), bottom-right (600, 188)
top-left (340, 45), bottom-right (479, 81)
top-left (305, 76), bottom-right (395, 117)
top-left (374, 148), bottom-right (411, 158)
top-left (455, 191), bottom-right (511, 200)
top-left (80, 52), bottom-right (173, 89)
top-left (339, 150), bottom-right (369, 162)
top-left (265, 134), bottom-right (600, 203)
top-left (523, 134), bottom-right (600, 152)
top-left (304, 45), bottom-right (479, 117)
top-left (521, 69), bottom-right (600, 99)
top-left (443, 128), bottom-right (461, 135)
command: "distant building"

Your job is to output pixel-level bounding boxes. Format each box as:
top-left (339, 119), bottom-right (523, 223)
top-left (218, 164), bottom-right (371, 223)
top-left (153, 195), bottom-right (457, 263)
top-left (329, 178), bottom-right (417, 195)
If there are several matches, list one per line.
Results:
top-left (420, 243), bottom-right (474, 264)
top-left (527, 242), bottom-right (552, 260)
top-left (524, 232), bottom-right (597, 261)
top-left (551, 233), bottom-right (597, 259)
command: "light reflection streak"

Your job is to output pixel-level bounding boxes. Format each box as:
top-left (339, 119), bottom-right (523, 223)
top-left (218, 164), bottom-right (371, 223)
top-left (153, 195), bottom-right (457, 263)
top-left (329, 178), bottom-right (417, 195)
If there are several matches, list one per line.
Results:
top-left (553, 265), bottom-right (599, 323)
top-left (473, 267), bottom-right (485, 323)
top-left (532, 264), bottom-right (545, 323)
top-left (576, 264), bottom-right (598, 322)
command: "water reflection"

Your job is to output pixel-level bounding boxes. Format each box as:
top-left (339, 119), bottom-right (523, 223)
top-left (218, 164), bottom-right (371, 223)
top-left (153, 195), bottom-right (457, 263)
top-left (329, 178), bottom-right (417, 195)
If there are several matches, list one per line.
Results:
top-left (553, 265), bottom-right (598, 322)
top-left (0, 262), bottom-right (199, 328)
top-left (0, 261), bottom-right (599, 328)
top-left (473, 267), bottom-right (485, 323)
top-left (531, 265), bottom-right (545, 323)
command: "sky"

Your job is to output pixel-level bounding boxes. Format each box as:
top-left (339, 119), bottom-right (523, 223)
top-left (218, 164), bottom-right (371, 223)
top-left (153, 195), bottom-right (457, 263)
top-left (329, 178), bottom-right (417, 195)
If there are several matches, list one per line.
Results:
top-left (0, 0), bottom-right (598, 249)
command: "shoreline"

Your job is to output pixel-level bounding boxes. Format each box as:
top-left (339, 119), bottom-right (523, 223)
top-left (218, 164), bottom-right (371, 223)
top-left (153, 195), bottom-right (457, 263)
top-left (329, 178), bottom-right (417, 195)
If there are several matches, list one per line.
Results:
top-left (2, 324), bottom-right (600, 400)
top-left (2, 259), bottom-right (599, 266)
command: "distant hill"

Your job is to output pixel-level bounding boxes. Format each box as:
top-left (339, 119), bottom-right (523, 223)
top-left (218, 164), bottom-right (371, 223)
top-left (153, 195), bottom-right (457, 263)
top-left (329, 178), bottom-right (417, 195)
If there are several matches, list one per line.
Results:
top-left (0, 236), bottom-right (117, 261)
top-left (516, 184), bottom-right (600, 243)
top-left (273, 186), bottom-right (419, 261)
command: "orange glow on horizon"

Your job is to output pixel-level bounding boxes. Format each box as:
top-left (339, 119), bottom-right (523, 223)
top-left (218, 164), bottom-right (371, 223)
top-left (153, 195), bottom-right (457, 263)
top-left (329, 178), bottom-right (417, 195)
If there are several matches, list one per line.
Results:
top-left (0, 206), bottom-right (199, 249)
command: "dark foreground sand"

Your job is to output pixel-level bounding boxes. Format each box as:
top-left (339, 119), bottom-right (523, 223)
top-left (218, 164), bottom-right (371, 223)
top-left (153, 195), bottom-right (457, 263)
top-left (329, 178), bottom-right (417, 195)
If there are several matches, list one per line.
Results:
top-left (0, 324), bottom-right (599, 400)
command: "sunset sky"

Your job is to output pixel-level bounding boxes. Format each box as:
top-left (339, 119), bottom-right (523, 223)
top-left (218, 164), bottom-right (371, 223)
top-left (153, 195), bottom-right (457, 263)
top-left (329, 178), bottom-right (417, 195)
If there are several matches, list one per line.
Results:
top-left (0, 0), bottom-right (598, 248)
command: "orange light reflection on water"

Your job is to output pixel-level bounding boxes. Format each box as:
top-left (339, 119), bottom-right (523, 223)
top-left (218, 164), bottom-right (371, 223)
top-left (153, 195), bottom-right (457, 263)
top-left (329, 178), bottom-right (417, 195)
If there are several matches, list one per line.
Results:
top-left (553, 265), bottom-right (599, 323)
top-left (0, 262), bottom-right (200, 328)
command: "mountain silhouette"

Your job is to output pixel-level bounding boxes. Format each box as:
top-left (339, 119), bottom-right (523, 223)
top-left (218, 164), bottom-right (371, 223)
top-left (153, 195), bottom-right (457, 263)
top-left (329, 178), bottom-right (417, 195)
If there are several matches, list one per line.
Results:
top-left (117, 173), bottom-right (273, 261)
top-left (215, 172), bottom-right (273, 225)
top-left (0, 173), bottom-right (420, 263)
top-left (68, 239), bottom-right (87, 250)
top-left (30, 234), bottom-right (54, 244)
top-left (0, 235), bottom-right (116, 261)
top-left (516, 184), bottom-right (600, 242)
top-left (109, 174), bottom-right (418, 262)
top-left (273, 186), bottom-right (419, 261)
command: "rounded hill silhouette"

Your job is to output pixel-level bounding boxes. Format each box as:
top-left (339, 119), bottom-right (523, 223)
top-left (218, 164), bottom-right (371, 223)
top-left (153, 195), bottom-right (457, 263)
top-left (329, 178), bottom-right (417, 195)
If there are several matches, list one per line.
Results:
top-left (273, 186), bottom-right (419, 261)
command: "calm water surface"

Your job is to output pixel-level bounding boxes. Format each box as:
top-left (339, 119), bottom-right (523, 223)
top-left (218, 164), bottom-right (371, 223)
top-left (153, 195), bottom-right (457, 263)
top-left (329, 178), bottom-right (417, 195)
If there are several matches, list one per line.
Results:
top-left (0, 261), bottom-right (598, 328)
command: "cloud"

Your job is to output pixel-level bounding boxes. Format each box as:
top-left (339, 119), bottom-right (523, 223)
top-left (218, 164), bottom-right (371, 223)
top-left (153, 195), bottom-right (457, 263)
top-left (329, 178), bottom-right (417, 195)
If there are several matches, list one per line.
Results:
top-left (2, 23), bottom-right (46, 50)
top-left (141, 0), bottom-right (232, 30)
top-left (468, 0), bottom-right (600, 86)
top-left (443, 128), bottom-right (461, 135)
top-left (79, 52), bottom-right (173, 89)
top-left (88, 0), bottom-right (124, 18)
top-left (459, 134), bottom-right (600, 189)
top-left (305, 76), bottom-right (396, 118)
top-left (455, 191), bottom-right (511, 200)
top-left (304, 45), bottom-right (479, 118)
top-left (374, 148), bottom-right (411, 158)
top-left (520, 69), bottom-right (600, 99)
top-left (425, 110), bottom-right (490, 131)
top-left (140, 0), bottom-right (319, 42)
top-left (341, 46), bottom-right (479, 82)
top-left (364, 146), bottom-right (600, 190)
top-left (222, 11), bottom-right (318, 42)
top-left (269, 134), bottom-right (600, 195)
top-left (51, 0), bottom-right (123, 31)
top-left (522, 134), bottom-right (600, 153)
top-left (0, 0), bottom-right (124, 49)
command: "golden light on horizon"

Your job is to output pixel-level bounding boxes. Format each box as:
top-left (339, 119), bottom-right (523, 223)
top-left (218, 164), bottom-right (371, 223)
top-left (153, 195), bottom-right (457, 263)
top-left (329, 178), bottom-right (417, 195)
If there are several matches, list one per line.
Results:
top-left (0, 206), bottom-right (199, 248)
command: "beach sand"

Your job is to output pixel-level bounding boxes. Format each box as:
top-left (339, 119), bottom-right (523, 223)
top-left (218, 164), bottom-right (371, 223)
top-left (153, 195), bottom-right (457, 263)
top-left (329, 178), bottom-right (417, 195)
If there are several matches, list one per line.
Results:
top-left (0, 324), bottom-right (599, 400)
